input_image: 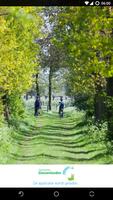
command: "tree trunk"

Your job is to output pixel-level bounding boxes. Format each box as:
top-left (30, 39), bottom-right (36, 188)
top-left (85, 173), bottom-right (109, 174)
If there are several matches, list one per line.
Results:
top-left (106, 77), bottom-right (113, 138)
top-left (36, 73), bottom-right (40, 97)
top-left (94, 93), bottom-right (105, 122)
top-left (2, 94), bottom-right (10, 121)
top-left (94, 74), bottom-right (105, 122)
top-left (48, 67), bottom-right (52, 110)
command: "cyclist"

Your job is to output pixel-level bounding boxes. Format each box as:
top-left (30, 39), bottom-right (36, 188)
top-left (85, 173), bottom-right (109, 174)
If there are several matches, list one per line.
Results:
top-left (59, 99), bottom-right (64, 118)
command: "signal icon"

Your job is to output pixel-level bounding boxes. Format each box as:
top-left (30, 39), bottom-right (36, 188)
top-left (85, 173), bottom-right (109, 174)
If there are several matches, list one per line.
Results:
top-left (90, 2), bottom-right (94, 5)
top-left (84, 1), bottom-right (89, 5)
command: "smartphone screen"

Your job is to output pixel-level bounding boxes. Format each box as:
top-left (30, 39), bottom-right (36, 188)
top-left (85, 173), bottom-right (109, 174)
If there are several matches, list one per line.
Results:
top-left (0, 1), bottom-right (113, 199)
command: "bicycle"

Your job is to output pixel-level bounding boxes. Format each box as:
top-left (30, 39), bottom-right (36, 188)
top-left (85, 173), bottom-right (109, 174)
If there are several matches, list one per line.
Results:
top-left (59, 109), bottom-right (64, 118)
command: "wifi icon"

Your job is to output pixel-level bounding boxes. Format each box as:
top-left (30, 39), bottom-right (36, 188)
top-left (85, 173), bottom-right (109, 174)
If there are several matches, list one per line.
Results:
top-left (85, 1), bottom-right (89, 5)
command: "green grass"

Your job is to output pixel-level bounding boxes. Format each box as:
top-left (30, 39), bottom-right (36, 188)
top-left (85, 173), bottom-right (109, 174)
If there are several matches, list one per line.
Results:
top-left (0, 123), bottom-right (17, 163)
top-left (6, 106), bottom-right (113, 164)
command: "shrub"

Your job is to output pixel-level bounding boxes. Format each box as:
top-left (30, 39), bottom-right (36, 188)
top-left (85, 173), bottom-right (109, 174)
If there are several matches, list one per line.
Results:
top-left (87, 121), bottom-right (108, 143)
top-left (0, 124), bottom-right (14, 163)
top-left (87, 120), bottom-right (113, 155)
top-left (9, 94), bottom-right (25, 118)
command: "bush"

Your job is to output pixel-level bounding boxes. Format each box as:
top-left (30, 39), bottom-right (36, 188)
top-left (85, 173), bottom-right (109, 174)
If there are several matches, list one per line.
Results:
top-left (87, 121), bottom-right (107, 143)
top-left (73, 94), bottom-right (94, 118)
top-left (106, 140), bottom-right (113, 154)
top-left (73, 93), bottom-right (89, 111)
top-left (87, 120), bottom-right (113, 155)
top-left (9, 94), bottom-right (25, 118)
top-left (0, 124), bottom-right (14, 163)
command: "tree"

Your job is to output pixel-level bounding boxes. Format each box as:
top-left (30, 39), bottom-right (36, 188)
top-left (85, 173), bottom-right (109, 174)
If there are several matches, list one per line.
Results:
top-left (0, 7), bottom-right (43, 120)
top-left (53, 7), bottom-right (113, 124)
top-left (37, 7), bottom-right (66, 110)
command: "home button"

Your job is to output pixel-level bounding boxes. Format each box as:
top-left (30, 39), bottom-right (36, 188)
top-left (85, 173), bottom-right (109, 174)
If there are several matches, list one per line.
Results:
top-left (53, 191), bottom-right (59, 198)
top-left (89, 191), bottom-right (95, 198)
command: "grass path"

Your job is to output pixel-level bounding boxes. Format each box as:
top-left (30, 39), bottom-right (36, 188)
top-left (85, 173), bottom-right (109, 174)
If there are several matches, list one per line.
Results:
top-left (9, 108), bottom-right (110, 164)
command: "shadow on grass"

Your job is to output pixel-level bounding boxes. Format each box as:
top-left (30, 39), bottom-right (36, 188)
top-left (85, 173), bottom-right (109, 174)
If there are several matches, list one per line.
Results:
top-left (62, 148), bottom-right (105, 155)
top-left (12, 138), bottom-right (95, 149)
top-left (11, 153), bottom-right (57, 161)
top-left (38, 130), bottom-right (87, 138)
top-left (10, 151), bottom-right (107, 163)
top-left (12, 137), bottom-right (86, 147)
top-left (41, 119), bottom-right (87, 131)
top-left (14, 128), bottom-right (87, 139)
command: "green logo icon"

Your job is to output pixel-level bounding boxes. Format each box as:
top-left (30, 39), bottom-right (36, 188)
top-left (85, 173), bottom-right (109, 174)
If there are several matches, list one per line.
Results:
top-left (38, 166), bottom-right (75, 181)
top-left (68, 174), bottom-right (75, 181)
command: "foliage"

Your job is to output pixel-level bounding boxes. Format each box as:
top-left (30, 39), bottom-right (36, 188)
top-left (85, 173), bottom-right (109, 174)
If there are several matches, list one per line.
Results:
top-left (106, 140), bottom-right (113, 154)
top-left (0, 124), bottom-right (14, 163)
top-left (88, 121), bottom-right (108, 143)
top-left (87, 120), bottom-right (113, 155)
top-left (9, 94), bottom-right (25, 118)
top-left (0, 7), bottom-right (43, 119)
top-left (53, 6), bottom-right (113, 96)
top-left (0, 7), bottom-right (43, 162)
top-left (73, 93), bottom-right (90, 111)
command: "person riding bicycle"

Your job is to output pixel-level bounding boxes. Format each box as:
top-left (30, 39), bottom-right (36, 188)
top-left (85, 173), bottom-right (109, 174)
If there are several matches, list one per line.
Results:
top-left (59, 99), bottom-right (64, 117)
